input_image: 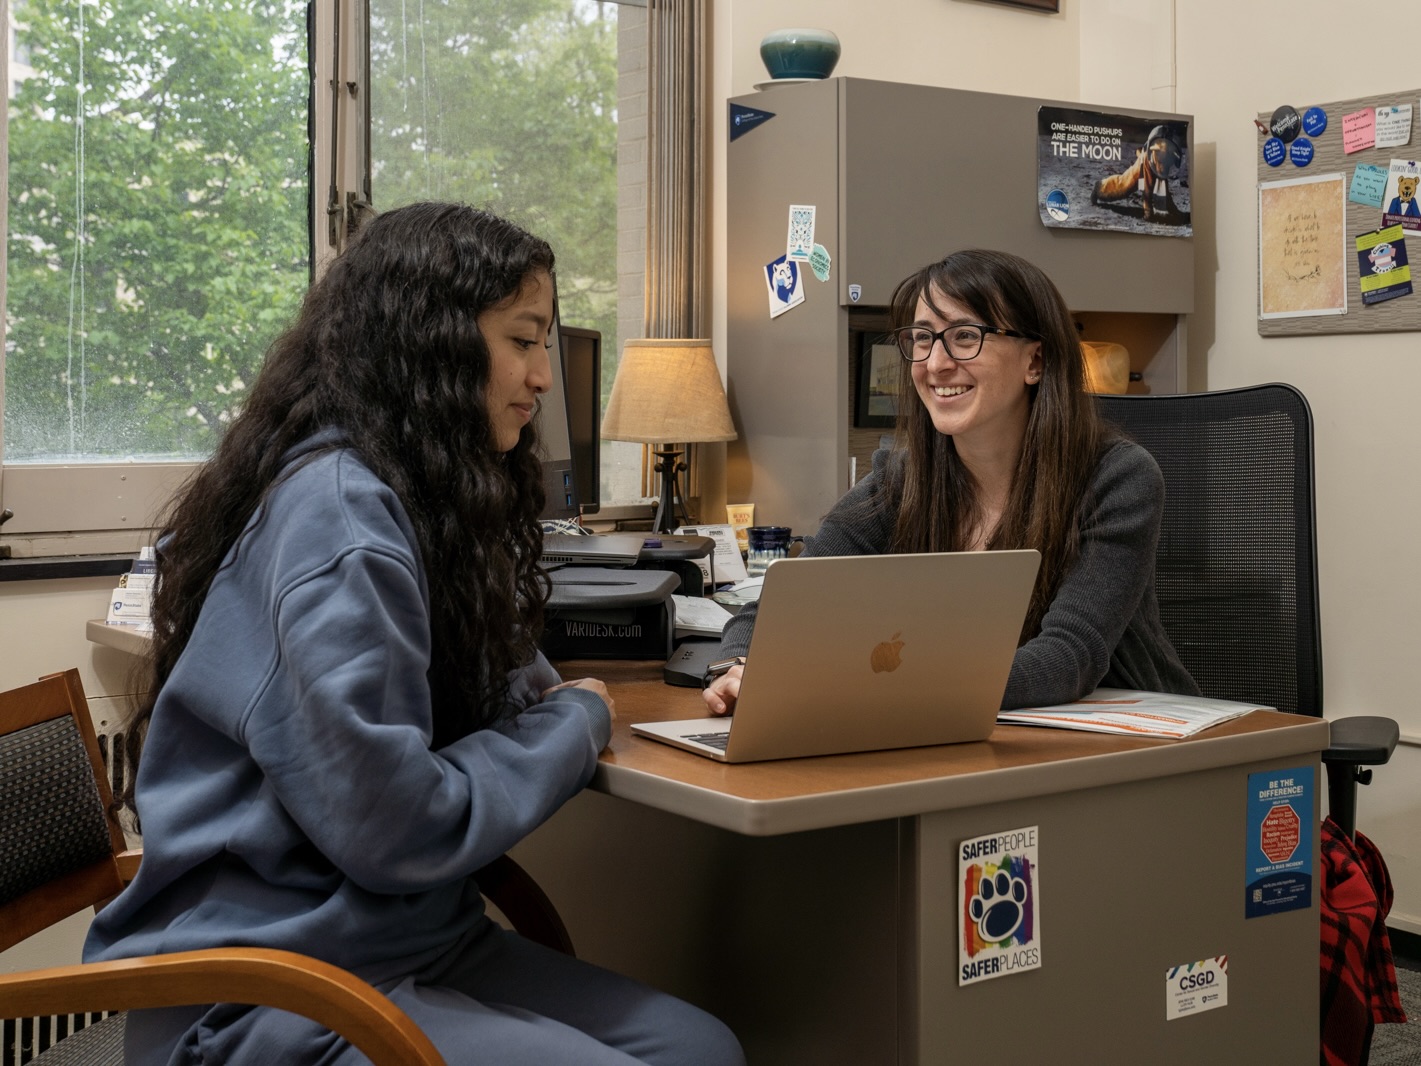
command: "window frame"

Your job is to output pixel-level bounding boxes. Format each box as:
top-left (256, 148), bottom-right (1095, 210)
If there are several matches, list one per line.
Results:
top-left (0, 0), bottom-right (354, 551)
top-left (1, 0), bottom-right (646, 554)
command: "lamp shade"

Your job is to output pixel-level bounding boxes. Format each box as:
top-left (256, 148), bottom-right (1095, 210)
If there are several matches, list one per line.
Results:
top-left (600, 339), bottom-right (737, 444)
top-left (1080, 341), bottom-right (1131, 395)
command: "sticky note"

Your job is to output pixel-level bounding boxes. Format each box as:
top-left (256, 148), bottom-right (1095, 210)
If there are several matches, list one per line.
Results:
top-left (1376, 105), bottom-right (1413, 150)
top-left (1343, 109), bottom-right (1376, 154)
top-left (1350, 164), bottom-right (1389, 207)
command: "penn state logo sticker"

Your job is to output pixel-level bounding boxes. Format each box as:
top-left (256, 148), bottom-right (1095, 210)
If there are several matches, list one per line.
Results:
top-left (848, 284), bottom-right (862, 303)
top-left (1045, 189), bottom-right (1069, 222)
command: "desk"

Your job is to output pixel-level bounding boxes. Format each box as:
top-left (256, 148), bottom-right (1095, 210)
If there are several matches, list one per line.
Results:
top-left (514, 661), bottom-right (1327, 1065)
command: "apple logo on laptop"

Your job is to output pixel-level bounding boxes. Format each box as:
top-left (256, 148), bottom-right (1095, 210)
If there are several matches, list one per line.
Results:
top-left (870, 632), bottom-right (904, 673)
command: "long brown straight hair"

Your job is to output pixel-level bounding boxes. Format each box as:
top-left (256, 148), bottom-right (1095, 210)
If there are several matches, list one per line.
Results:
top-left (885, 249), bottom-right (1109, 639)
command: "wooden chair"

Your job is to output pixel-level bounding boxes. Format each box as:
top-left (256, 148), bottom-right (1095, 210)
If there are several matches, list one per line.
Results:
top-left (0, 669), bottom-right (572, 1064)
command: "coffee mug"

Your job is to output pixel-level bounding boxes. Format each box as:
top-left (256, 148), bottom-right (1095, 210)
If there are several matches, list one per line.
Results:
top-left (745, 526), bottom-right (792, 577)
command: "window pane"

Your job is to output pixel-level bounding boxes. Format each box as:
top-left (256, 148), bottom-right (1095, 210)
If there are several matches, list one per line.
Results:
top-left (5, 0), bottom-right (309, 463)
top-left (369, 0), bottom-right (645, 505)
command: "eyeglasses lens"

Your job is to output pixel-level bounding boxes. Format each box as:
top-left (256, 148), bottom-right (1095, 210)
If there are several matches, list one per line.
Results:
top-left (897, 326), bottom-right (984, 362)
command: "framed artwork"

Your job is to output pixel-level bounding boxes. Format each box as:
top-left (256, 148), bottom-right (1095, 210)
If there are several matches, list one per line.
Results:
top-left (854, 332), bottom-right (901, 429)
top-left (985, 0), bottom-right (1059, 9)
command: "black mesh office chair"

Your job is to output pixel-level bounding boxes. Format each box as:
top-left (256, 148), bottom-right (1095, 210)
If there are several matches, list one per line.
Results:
top-left (1097, 383), bottom-right (1398, 837)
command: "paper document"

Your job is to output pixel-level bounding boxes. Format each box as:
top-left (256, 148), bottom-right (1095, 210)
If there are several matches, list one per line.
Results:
top-left (674, 524), bottom-right (748, 584)
top-left (997, 688), bottom-right (1272, 739)
top-left (710, 575), bottom-right (763, 608)
top-left (671, 595), bottom-right (735, 638)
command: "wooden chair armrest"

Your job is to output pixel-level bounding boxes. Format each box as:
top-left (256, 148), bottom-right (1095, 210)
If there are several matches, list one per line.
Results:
top-left (0, 948), bottom-right (444, 1066)
top-left (476, 853), bottom-right (575, 956)
top-left (114, 848), bottom-right (142, 883)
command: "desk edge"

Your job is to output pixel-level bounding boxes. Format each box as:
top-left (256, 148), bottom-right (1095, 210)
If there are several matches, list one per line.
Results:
top-left (592, 718), bottom-right (1330, 835)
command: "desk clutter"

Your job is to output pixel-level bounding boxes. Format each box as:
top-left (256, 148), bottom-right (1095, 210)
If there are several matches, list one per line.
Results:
top-left (542, 566), bottom-right (680, 660)
top-left (538, 528), bottom-right (720, 660)
top-left (104, 546), bottom-right (157, 630)
top-left (536, 515), bottom-right (793, 669)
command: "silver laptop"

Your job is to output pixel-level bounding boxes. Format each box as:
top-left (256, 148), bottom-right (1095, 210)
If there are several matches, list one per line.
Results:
top-left (542, 531), bottom-right (647, 568)
top-left (631, 550), bottom-right (1041, 762)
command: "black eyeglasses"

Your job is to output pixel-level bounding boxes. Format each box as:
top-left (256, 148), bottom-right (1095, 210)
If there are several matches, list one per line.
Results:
top-left (891, 323), bottom-right (1040, 363)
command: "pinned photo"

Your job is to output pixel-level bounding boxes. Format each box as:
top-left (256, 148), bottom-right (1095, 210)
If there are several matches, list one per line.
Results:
top-left (764, 254), bottom-right (805, 318)
top-left (1356, 225), bottom-right (1412, 306)
top-left (1381, 159), bottom-right (1421, 235)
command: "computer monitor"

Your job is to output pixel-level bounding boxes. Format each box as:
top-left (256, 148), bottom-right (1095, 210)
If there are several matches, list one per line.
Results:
top-left (536, 316), bottom-right (602, 521)
top-left (538, 318), bottom-right (577, 521)
top-left (558, 325), bottom-right (602, 516)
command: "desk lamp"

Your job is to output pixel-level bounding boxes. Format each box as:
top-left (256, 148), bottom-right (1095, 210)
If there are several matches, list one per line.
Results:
top-left (600, 339), bottom-right (737, 533)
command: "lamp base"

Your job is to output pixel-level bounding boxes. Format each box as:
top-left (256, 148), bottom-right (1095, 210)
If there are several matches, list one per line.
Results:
top-left (651, 448), bottom-right (688, 534)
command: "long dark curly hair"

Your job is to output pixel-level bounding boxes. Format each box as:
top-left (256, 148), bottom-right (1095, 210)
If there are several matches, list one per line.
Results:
top-left (885, 249), bottom-right (1109, 640)
top-left (118, 201), bottom-right (555, 815)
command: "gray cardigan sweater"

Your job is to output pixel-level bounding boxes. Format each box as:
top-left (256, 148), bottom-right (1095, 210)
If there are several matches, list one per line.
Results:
top-left (720, 439), bottom-right (1198, 708)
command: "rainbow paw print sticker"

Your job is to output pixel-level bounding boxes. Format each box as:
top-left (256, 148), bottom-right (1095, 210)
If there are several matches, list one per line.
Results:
top-left (969, 868), bottom-right (1028, 942)
top-left (958, 825), bottom-right (1042, 985)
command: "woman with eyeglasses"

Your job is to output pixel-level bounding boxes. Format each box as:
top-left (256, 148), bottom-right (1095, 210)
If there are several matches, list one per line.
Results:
top-left (85, 202), bottom-right (745, 1066)
top-left (703, 248), bottom-right (1196, 716)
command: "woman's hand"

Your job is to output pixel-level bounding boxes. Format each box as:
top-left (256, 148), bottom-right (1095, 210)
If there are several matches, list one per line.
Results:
top-left (544, 677), bottom-right (615, 719)
top-left (701, 664), bottom-right (743, 717)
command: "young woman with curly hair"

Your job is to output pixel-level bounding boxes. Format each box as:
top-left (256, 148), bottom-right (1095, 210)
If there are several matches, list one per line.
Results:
top-left (705, 248), bottom-right (1196, 716)
top-left (87, 201), bottom-right (744, 1066)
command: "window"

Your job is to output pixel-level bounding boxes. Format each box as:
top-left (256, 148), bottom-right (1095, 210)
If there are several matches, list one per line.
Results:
top-left (366, 0), bottom-right (646, 506)
top-left (3, 0), bottom-right (309, 539)
top-left (2, 0), bottom-right (644, 548)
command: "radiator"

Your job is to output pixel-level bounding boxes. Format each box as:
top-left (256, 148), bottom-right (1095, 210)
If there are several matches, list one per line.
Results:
top-left (2, 728), bottom-right (131, 1066)
top-left (2, 1014), bottom-right (112, 1066)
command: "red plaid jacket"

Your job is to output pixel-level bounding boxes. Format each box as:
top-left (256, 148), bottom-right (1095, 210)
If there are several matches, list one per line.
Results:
top-left (1320, 816), bottom-right (1405, 1066)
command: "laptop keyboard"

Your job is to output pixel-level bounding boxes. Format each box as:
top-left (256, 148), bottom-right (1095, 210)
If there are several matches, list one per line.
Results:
top-left (684, 731), bottom-right (730, 751)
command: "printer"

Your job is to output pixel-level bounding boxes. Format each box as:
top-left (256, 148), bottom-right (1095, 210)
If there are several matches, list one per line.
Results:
top-left (538, 530), bottom-right (717, 660)
top-left (541, 566), bottom-right (680, 660)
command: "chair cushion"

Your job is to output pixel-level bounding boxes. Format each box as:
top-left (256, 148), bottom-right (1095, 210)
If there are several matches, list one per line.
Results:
top-left (0, 717), bottom-right (113, 906)
top-left (29, 1013), bottom-right (125, 1066)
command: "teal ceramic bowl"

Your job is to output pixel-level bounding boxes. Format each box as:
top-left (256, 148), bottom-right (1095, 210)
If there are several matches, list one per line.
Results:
top-left (759, 28), bottom-right (840, 81)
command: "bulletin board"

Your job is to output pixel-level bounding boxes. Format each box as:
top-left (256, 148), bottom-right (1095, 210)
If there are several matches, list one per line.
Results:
top-left (1256, 88), bottom-right (1421, 336)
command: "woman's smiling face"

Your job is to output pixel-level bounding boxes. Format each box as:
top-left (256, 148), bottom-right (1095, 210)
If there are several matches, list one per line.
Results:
top-left (908, 287), bottom-right (1042, 454)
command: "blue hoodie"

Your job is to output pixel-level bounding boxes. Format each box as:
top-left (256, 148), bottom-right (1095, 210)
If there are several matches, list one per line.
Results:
top-left (85, 435), bottom-right (610, 983)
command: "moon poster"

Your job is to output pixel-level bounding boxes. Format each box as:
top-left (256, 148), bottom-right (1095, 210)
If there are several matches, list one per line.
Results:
top-left (1037, 105), bottom-right (1192, 237)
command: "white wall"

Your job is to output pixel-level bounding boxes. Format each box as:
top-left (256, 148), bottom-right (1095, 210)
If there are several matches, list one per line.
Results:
top-left (1167, 0), bottom-right (1421, 931)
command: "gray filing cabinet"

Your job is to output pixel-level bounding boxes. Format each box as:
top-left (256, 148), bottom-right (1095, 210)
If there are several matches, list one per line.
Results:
top-left (724, 77), bottom-right (1194, 537)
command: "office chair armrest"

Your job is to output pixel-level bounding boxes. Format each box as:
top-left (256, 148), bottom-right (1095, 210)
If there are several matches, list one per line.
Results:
top-left (1322, 715), bottom-right (1399, 767)
top-left (0, 948), bottom-right (445, 1066)
top-left (114, 848), bottom-right (142, 883)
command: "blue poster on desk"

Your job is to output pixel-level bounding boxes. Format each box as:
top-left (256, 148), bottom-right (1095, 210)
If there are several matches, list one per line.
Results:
top-left (1245, 766), bottom-right (1314, 918)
